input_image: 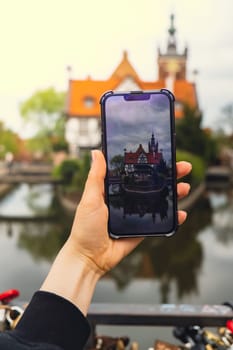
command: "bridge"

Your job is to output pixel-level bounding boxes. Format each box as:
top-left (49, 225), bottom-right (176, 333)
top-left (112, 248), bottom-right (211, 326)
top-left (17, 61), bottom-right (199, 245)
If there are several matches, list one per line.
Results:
top-left (0, 163), bottom-right (62, 184)
top-left (205, 166), bottom-right (233, 189)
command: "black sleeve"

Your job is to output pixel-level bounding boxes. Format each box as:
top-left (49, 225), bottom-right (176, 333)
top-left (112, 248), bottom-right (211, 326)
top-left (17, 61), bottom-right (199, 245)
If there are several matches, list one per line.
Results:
top-left (0, 291), bottom-right (91, 350)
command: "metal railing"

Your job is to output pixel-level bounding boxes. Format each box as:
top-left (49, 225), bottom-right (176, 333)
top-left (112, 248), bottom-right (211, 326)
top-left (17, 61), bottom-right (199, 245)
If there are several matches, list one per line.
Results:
top-left (87, 303), bottom-right (233, 328)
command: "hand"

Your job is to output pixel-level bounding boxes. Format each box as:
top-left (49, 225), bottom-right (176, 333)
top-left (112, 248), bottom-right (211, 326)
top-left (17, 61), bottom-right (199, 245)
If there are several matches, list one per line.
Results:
top-left (68, 150), bottom-right (192, 276)
top-left (41, 150), bottom-right (191, 314)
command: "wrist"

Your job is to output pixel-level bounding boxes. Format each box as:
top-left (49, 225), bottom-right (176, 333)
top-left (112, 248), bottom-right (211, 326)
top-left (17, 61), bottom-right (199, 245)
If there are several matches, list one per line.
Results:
top-left (40, 242), bottom-right (101, 316)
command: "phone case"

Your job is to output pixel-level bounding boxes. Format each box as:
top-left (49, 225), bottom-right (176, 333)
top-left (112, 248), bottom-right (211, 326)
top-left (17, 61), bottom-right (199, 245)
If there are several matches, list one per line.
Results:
top-left (100, 89), bottom-right (178, 238)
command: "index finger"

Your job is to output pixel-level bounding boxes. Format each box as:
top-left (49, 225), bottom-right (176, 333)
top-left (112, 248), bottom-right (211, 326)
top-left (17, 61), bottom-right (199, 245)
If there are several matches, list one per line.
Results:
top-left (176, 161), bottom-right (192, 179)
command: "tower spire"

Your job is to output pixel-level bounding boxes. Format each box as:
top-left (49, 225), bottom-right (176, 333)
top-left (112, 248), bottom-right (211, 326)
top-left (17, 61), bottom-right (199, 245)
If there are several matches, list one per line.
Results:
top-left (167, 14), bottom-right (176, 53)
top-left (157, 14), bottom-right (188, 81)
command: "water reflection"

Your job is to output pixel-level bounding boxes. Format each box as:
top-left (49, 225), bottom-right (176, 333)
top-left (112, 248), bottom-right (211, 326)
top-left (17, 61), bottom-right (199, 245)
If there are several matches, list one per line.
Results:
top-left (111, 187), bottom-right (169, 221)
top-left (209, 190), bottom-right (233, 243)
top-left (0, 184), bottom-right (233, 306)
top-left (0, 184), bottom-right (56, 218)
top-left (109, 187), bottom-right (174, 235)
top-left (108, 195), bottom-right (212, 303)
top-left (0, 184), bottom-right (74, 300)
top-left (17, 221), bottom-right (70, 262)
top-left (0, 184), bottom-right (74, 262)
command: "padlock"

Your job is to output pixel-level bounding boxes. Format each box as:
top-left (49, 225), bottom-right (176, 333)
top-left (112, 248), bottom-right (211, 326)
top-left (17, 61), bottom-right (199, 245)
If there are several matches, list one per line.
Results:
top-left (218, 327), bottom-right (233, 346)
top-left (226, 320), bottom-right (233, 334)
top-left (5, 306), bottom-right (24, 329)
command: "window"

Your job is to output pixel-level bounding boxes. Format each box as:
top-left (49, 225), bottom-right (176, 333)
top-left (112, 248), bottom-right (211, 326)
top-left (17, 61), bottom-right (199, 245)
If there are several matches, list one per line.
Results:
top-left (79, 119), bottom-right (88, 136)
top-left (138, 153), bottom-right (147, 163)
top-left (84, 96), bottom-right (95, 108)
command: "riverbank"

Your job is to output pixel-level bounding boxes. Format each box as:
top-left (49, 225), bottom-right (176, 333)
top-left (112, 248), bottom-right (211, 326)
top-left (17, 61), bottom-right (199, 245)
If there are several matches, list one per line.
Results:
top-left (57, 190), bottom-right (81, 215)
top-left (178, 182), bottom-right (205, 211)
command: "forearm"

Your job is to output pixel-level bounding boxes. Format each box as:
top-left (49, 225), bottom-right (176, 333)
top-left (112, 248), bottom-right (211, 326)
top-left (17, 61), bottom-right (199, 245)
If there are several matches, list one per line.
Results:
top-left (40, 241), bottom-right (101, 316)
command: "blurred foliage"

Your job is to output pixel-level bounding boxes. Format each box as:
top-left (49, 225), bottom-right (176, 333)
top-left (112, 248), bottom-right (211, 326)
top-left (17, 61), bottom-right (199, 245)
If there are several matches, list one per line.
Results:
top-left (0, 121), bottom-right (20, 158)
top-left (25, 134), bottom-right (52, 156)
top-left (53, 152), bottom-right (91, 193)
top-left (176, 149), bottom-right (205, 187)
top-left (72, 152), bottom-right (91, 191)
top-left (52, 139), bottom-right (69, 152)
top-left (110, 154), bottom-right (124, 173)
top-left (53, 158), bottom-right (80, 184)
top-left (20, 87), bottom-right (67, 155)
top-left (176, 105), bottom-right (218, 164)
top-left (21, 87), bottom-right (65, 118)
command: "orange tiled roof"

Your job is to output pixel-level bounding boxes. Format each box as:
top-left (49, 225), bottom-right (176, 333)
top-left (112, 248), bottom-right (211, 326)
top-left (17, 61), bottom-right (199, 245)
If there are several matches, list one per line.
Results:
top-left (110, 50), bottom-right (141, 81)
top-left (67, 78), bottom-right (119, 117)
top-left (174, 80), bottom-right (198, 108)
top-left (66, 53), bottom-right (198, 119)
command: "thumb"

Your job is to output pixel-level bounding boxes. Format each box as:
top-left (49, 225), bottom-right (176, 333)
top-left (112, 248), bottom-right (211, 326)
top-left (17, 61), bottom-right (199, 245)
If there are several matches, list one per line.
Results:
top-left (81, 150), bottom-right (106, 203)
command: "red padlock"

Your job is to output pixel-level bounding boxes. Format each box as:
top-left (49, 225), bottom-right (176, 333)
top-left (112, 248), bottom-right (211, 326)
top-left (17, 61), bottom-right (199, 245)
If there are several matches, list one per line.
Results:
top-left (0, 289), bottom-right (20, 304)
top-left (226, 319), bottom-right (233, 334)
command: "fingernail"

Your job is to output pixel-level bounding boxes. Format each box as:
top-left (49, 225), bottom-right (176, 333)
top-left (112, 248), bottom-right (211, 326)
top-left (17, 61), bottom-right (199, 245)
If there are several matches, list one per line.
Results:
top-left (91, 150), bottom-right (97, 164)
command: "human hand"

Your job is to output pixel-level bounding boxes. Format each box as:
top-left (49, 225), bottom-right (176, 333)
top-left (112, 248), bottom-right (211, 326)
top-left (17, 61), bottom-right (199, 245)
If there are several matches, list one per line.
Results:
top-left (68, 150), bottom-right (192, 277)
top-left (41, 150), bottom-right (191, 314)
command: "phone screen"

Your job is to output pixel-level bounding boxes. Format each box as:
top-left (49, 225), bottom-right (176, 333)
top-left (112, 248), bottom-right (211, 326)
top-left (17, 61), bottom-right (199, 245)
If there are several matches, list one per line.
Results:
top-left (102, 91), bottom-right (177, 237)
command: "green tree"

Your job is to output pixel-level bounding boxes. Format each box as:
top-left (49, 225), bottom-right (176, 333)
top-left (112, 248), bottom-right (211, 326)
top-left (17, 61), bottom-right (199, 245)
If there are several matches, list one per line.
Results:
top-left (176, 150), bottom-right (205, 187)
top-left (53, 159), bottom-right (80, 184)
top-left (72, 152), bottom-right (91, 191)
top-left (176, 105), bottom-right (218, 164)
top-left (0, 122), bottom-right (20, 159)
top-left (110, 154), bottom-right (124, 173)
top-left (20, 87), bottom-right (67, 155)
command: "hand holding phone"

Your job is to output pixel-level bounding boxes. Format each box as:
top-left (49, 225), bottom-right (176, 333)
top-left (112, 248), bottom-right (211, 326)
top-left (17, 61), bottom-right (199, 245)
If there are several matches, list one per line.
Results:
top-left (100, 89), bottom-right (177, 238)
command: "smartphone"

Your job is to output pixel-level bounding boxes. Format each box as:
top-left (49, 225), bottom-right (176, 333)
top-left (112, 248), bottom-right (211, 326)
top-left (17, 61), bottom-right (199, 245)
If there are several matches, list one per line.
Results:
top-left (100, 89), bottom-right (178, 238)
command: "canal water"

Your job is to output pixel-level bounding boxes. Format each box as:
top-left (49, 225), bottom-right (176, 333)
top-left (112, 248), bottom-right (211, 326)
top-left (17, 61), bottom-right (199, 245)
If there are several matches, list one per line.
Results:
top-left (0, 183), bottom-right (233, 347)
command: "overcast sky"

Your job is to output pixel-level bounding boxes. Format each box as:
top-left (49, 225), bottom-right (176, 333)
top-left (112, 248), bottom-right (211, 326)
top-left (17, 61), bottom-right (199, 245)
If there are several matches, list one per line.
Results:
top-left (0, 0), bottom-right (232, 137)
top-left (105, 94), bottom-right (172, 163)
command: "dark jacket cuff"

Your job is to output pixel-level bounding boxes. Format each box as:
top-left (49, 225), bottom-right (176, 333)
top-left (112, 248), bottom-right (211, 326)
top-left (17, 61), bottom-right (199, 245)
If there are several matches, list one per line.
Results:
top-left (13, 291), bottom-right (91, 350)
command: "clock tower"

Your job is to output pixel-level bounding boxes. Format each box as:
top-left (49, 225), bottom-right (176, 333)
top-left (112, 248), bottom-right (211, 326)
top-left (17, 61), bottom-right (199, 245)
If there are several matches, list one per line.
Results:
top-left (158, 14), bottom-right (188, 85)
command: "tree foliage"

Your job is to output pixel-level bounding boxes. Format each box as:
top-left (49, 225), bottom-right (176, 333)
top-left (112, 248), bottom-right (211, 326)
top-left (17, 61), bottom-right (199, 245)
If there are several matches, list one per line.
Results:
top-left (20, 87), bottom-right (67, 154)
top-left (176, 149), bottom-right (205, 187)
top-left (72, 152), bottom-right (91, 190)
top-left (110, 154), bottom-right (124, 173)
top-left (21, 87), bottom-right (65, 120)
top-left (53, 153), bottom-right (91, 193)
top-left (53, 159), bottom-right (80, 184)
top-left (176, 105), bottom-right (218, 164)
top-left (0, 122), bottom-right (20, 158)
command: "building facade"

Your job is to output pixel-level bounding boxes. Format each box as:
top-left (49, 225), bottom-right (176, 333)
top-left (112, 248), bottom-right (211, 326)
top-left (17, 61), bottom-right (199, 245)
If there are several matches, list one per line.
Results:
top-left (65, 15), bottom-right (199, 157)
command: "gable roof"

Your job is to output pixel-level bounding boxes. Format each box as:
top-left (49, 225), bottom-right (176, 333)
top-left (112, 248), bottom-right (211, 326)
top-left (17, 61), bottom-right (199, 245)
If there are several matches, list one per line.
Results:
top-left (110, 50), bottom-right (141, 81)
top-left (66, 52), bottom-right (198, 119)
top-left (125, 144), bottom-right (162, 165)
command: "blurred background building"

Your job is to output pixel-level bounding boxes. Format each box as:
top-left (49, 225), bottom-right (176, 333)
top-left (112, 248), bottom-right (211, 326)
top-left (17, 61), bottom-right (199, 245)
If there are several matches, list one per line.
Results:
top-left (65, 15), bottom-right (199, 157)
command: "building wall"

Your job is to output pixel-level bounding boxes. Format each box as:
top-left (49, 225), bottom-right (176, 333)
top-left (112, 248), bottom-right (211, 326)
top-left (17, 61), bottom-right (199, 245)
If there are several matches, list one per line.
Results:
top-left (65, 117), bottom-right (101, 157)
